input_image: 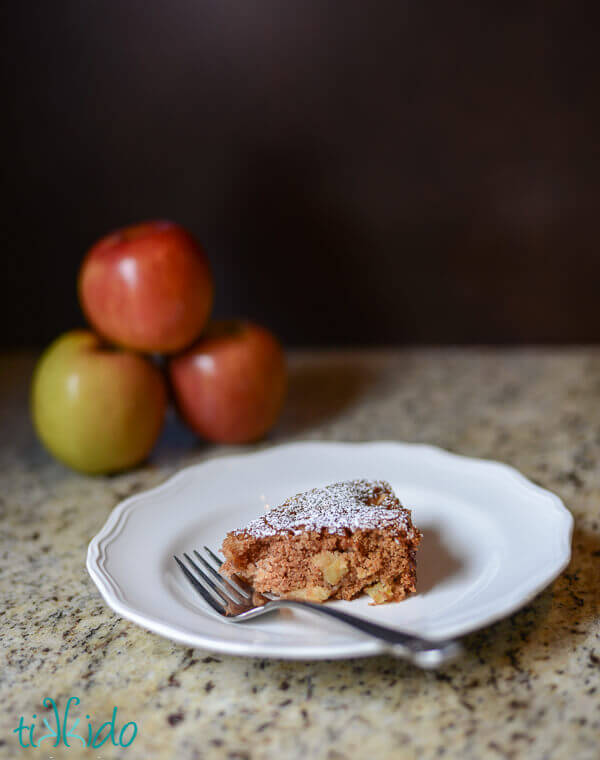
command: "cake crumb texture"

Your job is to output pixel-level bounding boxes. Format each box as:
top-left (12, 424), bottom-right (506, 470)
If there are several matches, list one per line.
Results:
top-left (221, 479), bottom-right (421, 604)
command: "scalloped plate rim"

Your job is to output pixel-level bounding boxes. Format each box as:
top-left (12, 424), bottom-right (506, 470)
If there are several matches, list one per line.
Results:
top-left (86, 441), bottom-right (573, 660)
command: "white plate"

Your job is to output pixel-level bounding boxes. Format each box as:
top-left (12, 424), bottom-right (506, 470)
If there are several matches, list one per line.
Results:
top-left (87, 441), bottom-right (573, 660)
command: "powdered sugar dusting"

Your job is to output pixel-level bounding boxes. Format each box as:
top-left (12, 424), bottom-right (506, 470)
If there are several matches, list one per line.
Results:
top-left (236, 479), bottom-right (417, 539)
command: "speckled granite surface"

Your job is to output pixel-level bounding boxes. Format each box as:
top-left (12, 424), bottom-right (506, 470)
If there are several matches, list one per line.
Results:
top-left (1, 350), bottom-right (598, 760)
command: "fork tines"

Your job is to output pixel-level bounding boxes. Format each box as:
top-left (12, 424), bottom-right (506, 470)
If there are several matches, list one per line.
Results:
top-left (174, 546), bottom-right (251, 615)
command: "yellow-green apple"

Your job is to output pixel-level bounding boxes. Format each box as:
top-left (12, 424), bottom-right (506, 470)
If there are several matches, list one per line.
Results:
top-left (31, 330), bottom-right (167, 474)
top-left (168, 320), bottom-right (287, 444)
top-left (78, 220), bottom-right (213, 354)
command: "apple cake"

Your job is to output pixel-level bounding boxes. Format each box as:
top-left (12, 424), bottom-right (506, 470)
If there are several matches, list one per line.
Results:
top-left (220, 479), bottom-right (421, 604)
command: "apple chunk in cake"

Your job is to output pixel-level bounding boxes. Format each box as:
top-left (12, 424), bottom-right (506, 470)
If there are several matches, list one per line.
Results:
top-left (220, 479), bottom-right (421, 604)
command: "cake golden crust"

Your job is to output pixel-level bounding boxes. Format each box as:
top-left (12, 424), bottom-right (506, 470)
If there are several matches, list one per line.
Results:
top-left (220, 479), bottom-right (421, 604)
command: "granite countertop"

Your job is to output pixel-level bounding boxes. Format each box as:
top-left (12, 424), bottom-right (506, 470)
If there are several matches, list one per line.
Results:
top-left (1, 349), bottom-right (598, 759)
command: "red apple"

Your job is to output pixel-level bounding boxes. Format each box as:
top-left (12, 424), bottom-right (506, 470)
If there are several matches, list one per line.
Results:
top-left (31, 330), bottom-right (167, 474)
top-left (168, 320), bottom-right (287, 444)
top-left (78, 220), bottom-right (213, 354)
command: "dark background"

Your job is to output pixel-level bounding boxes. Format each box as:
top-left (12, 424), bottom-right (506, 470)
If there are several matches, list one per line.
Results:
top-left (2, 2), bottom-right (598, 348)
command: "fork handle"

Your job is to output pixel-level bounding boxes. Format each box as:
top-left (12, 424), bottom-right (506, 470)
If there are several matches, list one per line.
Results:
top-left (266, 600), bottom-right (462, 668)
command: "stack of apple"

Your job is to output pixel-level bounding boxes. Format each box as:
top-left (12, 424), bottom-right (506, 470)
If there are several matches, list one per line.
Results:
top-left (31, 221), bottom-right (287, 474)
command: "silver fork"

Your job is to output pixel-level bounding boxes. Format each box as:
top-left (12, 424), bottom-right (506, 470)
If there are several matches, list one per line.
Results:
top-left (174, 547), bottom-right (462, 669)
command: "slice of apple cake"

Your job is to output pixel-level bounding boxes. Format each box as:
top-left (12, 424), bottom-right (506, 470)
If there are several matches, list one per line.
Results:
top-left (220, 479), bottom-right (421, 604)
